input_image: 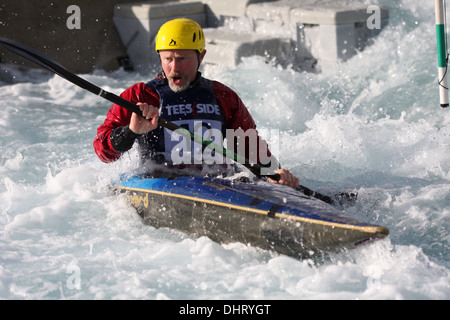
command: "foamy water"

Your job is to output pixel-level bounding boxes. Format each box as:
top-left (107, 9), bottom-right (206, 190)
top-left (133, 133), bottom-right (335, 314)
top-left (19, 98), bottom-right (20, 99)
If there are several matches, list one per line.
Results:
top-left (0, 0), bottom-right (449, 299)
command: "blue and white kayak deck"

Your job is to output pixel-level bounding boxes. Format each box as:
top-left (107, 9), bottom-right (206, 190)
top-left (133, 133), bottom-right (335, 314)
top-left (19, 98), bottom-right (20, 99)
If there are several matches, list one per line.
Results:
top-left (119, 175), bottom-right (389, 258)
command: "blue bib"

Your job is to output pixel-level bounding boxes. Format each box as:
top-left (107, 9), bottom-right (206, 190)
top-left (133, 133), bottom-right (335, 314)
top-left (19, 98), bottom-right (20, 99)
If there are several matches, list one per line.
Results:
top-left (138, 76), bottom-right (227, 166)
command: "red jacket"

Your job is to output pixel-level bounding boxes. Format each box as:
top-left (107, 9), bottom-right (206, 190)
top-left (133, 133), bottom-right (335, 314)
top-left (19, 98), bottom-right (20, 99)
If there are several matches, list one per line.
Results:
top-left (93, 78), bottom-right (274, 168)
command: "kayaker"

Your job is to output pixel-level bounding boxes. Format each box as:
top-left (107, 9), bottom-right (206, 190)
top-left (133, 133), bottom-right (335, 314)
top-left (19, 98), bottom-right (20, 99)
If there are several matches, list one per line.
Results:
top-left (94, 18), bottom-right (299, 189)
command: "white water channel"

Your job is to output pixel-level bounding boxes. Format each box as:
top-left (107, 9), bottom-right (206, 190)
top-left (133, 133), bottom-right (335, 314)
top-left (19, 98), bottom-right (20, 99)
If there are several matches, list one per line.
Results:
top-left (0, 0), bottom-right (448, 299)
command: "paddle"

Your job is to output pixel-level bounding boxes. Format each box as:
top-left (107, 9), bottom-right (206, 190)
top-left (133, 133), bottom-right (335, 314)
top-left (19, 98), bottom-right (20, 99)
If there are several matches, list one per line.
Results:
top-left (0, 36), bottom-right (352, 205)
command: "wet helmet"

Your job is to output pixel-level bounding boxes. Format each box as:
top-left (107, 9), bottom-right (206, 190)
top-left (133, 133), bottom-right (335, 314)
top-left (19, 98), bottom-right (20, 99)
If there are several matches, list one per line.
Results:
top-left (155, 18), bottom-right (205, 53)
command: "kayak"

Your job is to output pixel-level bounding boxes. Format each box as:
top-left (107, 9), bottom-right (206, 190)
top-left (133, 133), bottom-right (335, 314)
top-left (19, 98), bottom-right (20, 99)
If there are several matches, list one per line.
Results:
top-left (118, 175), bottom-right (389, 259)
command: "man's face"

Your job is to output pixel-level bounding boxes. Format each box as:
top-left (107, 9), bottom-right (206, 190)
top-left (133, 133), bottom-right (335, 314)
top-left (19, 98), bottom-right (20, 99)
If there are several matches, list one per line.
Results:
top-left (159, 49), bottom-right (204, 92)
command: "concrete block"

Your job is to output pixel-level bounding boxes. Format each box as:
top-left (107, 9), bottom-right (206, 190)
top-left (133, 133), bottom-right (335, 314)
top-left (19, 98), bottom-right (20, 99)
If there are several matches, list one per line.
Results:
top-left (292, 3), bottom-right (389, 68)
top-left (246, 1), bottom-right (294, 38)
top-left (201, 0), bottom-right (275, 20)
top-left (318, 24), bottom-right (356, 65)
top-left (246, 1), bottom-right (291, 22)
top-left (246, 0), bottom-right (389, 69)
top-left (289, 2), bottom-right (389, 25)
top-left (202, 27), bottom-right (291, 67)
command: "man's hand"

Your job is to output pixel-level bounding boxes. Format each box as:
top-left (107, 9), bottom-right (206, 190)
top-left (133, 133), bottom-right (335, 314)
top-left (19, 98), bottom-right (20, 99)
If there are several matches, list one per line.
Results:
top-left (268, 168), bottom-right (299, 189)
top-left (129, 102), bottom-right (159, 135)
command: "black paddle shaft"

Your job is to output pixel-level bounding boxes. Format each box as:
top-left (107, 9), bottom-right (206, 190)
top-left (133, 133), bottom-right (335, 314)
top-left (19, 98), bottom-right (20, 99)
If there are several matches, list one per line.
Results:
top-left (0, 37), bottom-right (143, 115)
top-left (0, 36), bottom-right (351, 206)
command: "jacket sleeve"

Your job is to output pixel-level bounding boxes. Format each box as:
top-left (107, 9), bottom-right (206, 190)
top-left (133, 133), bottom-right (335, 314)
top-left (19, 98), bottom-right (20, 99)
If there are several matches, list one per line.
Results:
top-left (212, 81), bottom-right (280, 174)
top-left (93, 82), bottom-right (160, 163)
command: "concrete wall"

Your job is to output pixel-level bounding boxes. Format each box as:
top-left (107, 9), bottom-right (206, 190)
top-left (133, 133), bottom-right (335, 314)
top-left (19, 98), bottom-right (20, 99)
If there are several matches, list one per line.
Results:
top-left (0, 0), bottom-right (389, 74)
top-left (0, 0), bottom-right (143, 73)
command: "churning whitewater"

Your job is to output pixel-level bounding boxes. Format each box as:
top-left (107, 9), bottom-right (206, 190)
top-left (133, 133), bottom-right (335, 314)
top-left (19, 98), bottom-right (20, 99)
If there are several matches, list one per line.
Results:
top-left (0, 0), bottom-right (449, 299)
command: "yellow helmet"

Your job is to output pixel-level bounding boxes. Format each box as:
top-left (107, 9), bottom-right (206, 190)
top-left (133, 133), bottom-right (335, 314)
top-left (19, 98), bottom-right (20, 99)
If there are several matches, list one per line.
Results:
top-left (155, 18), bottom-right (205, 53)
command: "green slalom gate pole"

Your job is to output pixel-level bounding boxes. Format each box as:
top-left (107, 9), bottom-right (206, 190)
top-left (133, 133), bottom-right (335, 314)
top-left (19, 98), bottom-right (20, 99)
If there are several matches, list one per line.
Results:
top-left (435, 0), bottom-right (449, 108)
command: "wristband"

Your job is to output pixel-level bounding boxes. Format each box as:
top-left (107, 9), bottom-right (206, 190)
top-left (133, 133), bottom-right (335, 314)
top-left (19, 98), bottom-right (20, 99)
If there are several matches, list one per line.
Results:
top-left (110, 125), bottom-right (142, 152)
